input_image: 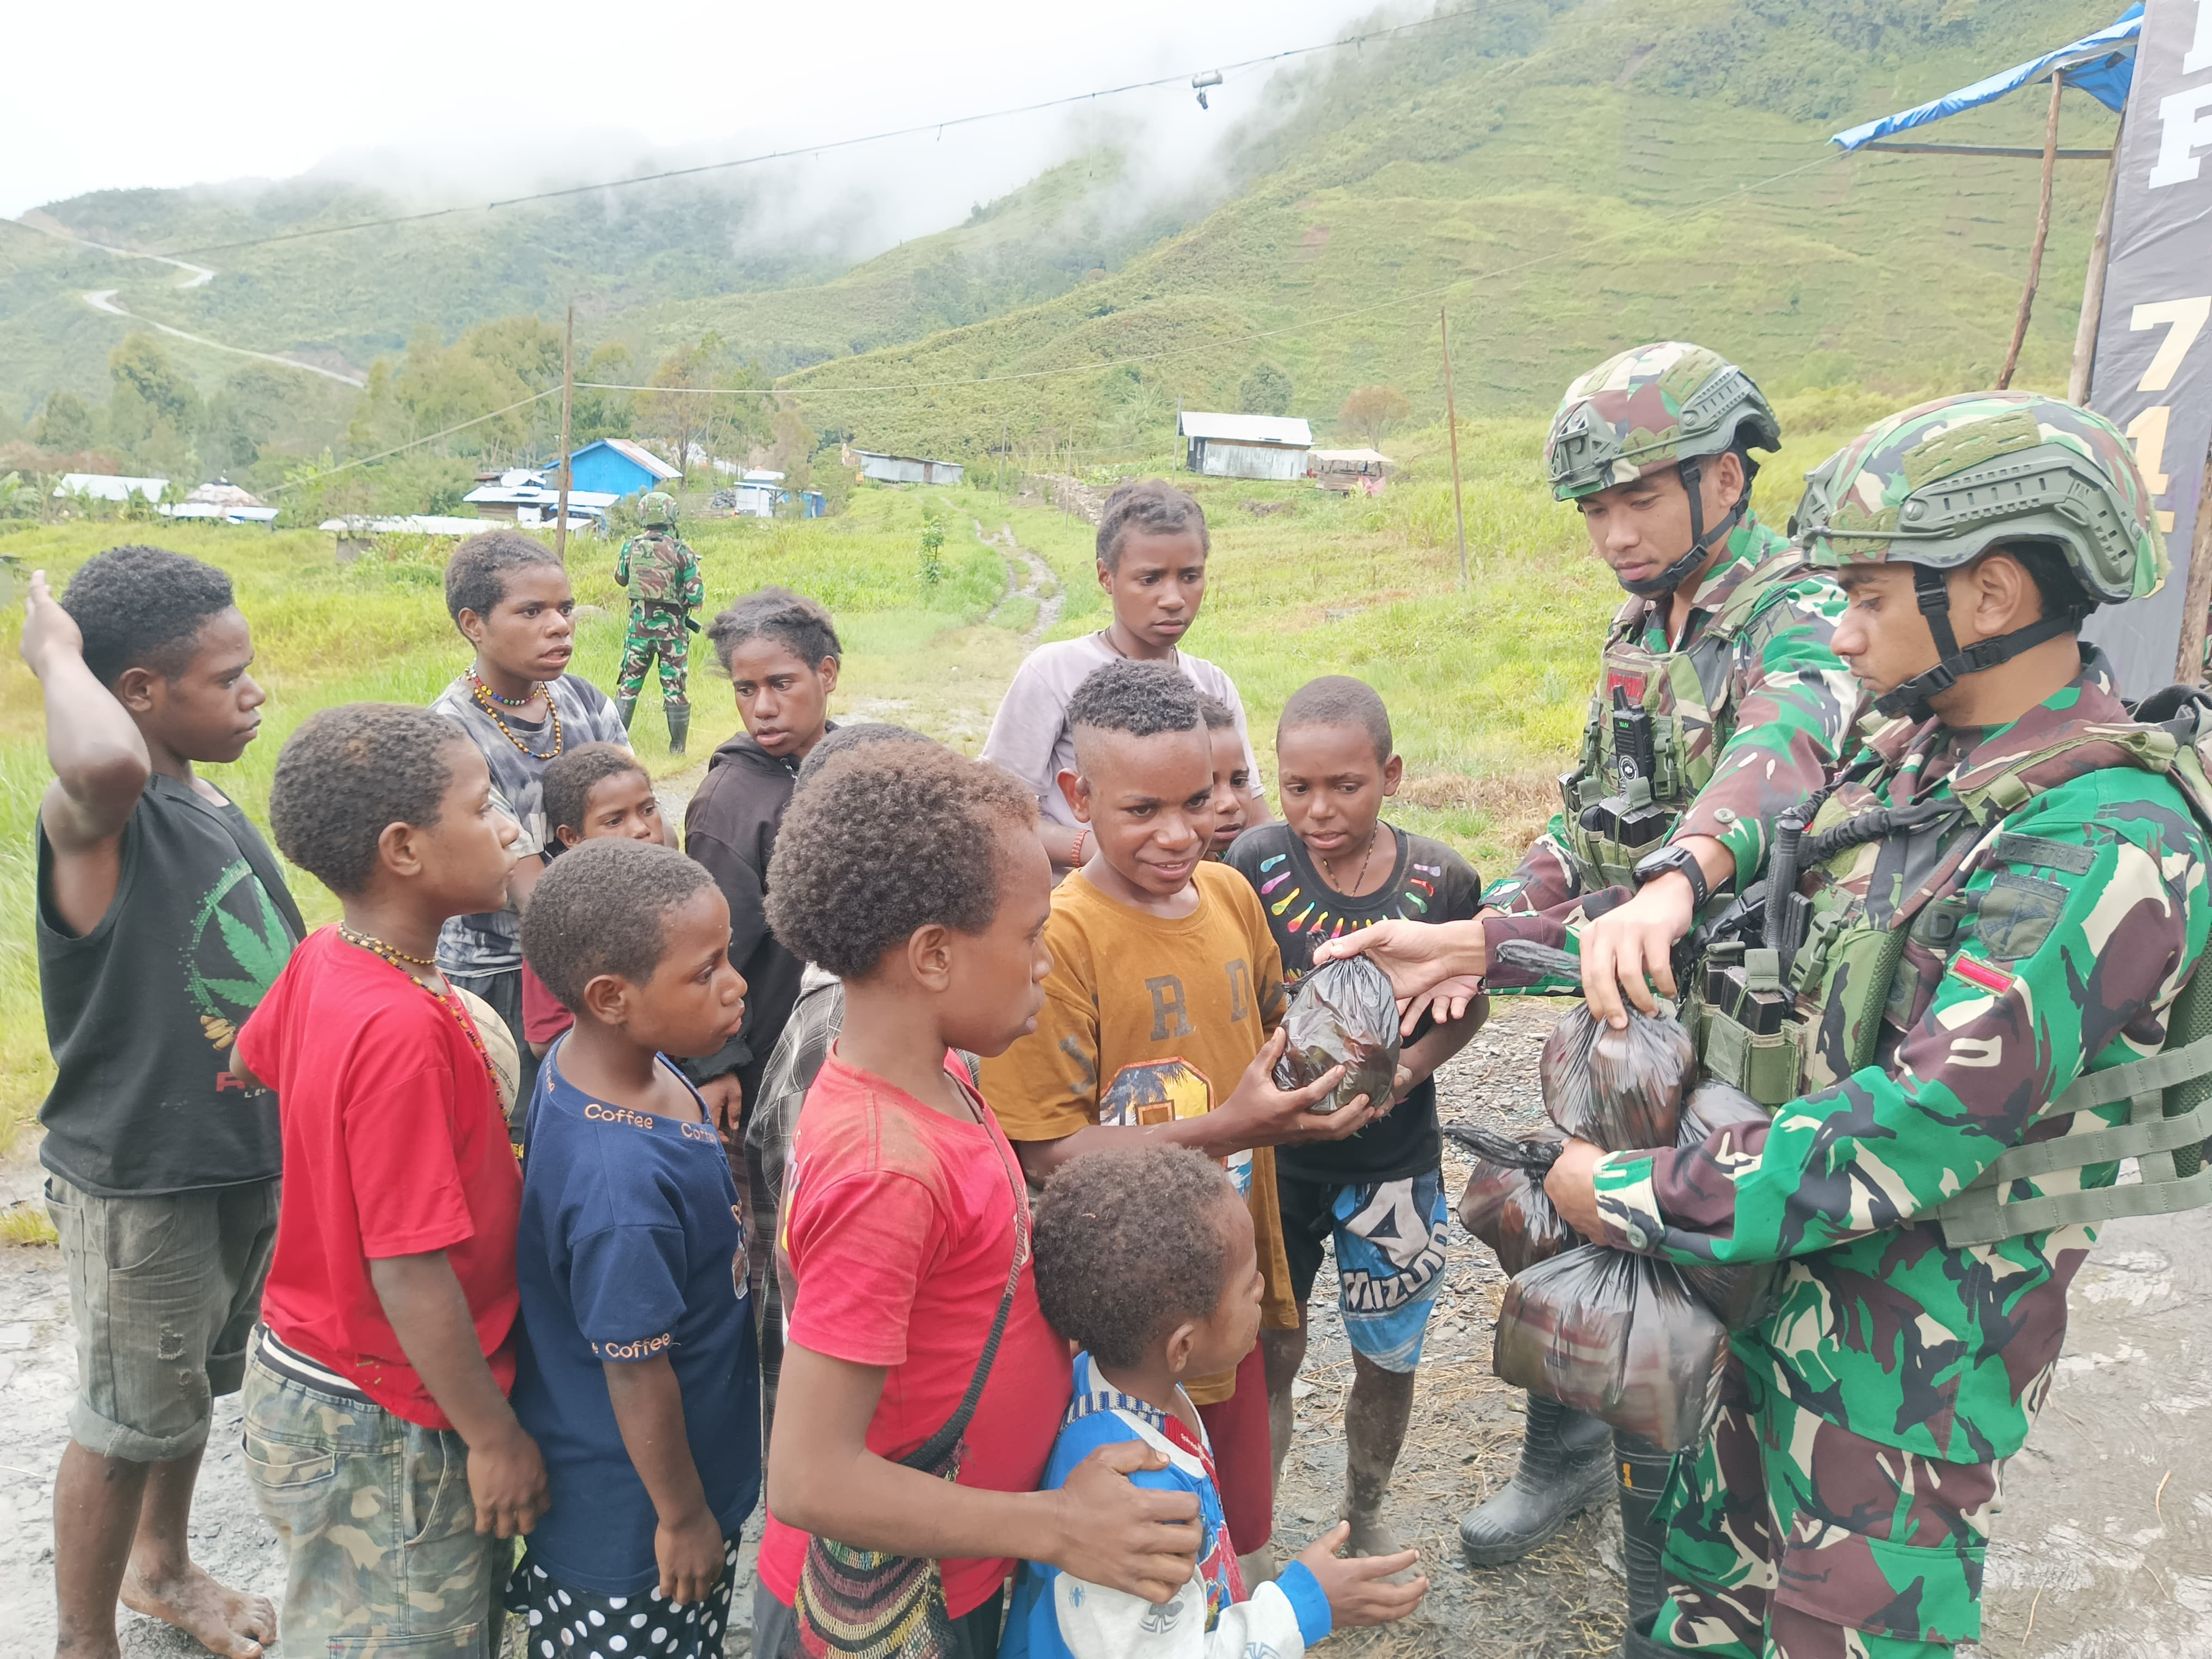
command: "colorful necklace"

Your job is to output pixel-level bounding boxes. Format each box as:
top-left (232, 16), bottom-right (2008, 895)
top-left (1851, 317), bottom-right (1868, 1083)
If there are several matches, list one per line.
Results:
top-left (466, 667), bottom-right (535, 708)
top-left (468, 673), bottom-right (563, 759)
top-left (337, 926), bottom-right (500, 1086)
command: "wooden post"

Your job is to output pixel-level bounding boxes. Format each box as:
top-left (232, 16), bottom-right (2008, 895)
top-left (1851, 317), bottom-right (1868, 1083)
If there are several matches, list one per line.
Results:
top-left (2070, 113), bottom-right (2125, 406)
top-left (1998, 73), bottom-right (2065, 392)
top-left (2173, 450), bottom-right (2212, 685)
top-left (554, 304), bottom-right (574, 561)
top-left (1440, 306), bottom-right (1470, 587)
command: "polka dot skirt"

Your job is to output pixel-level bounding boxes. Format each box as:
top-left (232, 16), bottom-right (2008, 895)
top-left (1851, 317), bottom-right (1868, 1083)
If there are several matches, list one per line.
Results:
top-left (503, 1538), bottom-right (742, 1658)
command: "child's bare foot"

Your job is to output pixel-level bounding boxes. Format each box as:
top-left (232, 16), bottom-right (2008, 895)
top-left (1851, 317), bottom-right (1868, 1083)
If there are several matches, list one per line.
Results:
top-left (120, 1562), bottom-right (275, 1658)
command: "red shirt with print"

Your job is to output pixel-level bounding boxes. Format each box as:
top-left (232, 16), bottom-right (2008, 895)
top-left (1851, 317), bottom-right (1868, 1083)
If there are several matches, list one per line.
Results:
top-left (238, 927), bottom-right (523, 1427)
top-left (757, 1048), bottom-right (1072, 1618)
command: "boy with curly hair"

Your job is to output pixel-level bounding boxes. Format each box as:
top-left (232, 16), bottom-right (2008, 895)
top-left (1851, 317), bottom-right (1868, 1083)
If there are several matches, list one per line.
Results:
top-left (1003, 1145), bottom-right (1426, 1658)
top-left (234, 703), bottom-right (542, 1656)
top-left (753, 742), bottom-right (1207, 1659)
top-left (505, 839), bottom-right (755, 1657)
top-left (979, 659), bottom-right (1390, 1582)
top-left (24, 550), bottom-right (305, 1659)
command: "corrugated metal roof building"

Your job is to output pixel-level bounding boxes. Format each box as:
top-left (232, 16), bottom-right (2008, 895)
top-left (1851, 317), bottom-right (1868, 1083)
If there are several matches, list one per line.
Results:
top-left (849, 447), bottom-right (965, 487)
top-left (1177, 413), bottom-right (1313, 481)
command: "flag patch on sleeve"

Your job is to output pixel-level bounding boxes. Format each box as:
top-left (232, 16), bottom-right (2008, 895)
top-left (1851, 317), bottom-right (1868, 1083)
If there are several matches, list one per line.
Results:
top-left (1949, 956), bottom-right (2014, 995)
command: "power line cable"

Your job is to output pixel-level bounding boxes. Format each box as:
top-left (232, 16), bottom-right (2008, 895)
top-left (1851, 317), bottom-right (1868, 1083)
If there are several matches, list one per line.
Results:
top-left (265, 388), bottom-right (561, 495)
top-left (22, 9), bottom-right (1485, 268)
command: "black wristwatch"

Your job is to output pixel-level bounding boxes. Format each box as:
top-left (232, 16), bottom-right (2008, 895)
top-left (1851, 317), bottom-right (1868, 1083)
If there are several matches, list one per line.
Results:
top-left (1632, 843), bottom-right (1711, 912)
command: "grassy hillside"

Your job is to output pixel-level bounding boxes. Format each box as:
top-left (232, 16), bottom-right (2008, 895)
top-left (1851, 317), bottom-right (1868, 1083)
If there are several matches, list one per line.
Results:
top-left (778, 0), bottom-right (2123, 453)
top-left (3, 0), bottom-right (2123, 450)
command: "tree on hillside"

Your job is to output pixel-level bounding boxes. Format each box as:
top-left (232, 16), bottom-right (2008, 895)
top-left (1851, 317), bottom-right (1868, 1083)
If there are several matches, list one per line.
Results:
top-left (571, 344), bottom-right (637, 444)
top-left (1239, 362), bottom-right (1293, 417)
top-left (1340, 384), bottom-right (1411, 446)
top-left (767, 403), bottom-right (815, 499)
top-left (104, 334), bottom-right (200, 478)
top-left (637, 335), bottom-right (770, 477)
top-left (34, 390), bottom-right (96, 453)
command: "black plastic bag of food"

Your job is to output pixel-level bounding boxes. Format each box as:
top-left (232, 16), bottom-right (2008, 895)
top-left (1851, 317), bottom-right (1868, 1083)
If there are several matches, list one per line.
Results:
top-left (1459, 1158), bottom-right (1580, 1277)
top-left (1492, 1243), bottom-right (1728, 1453)
top-left (1274, 956), bottom-right (1402, 1115)
top-left (1540, 1001), bottom-right (1694, 1150)
top-left (1671, 1082), bottom-right (1789, 1331)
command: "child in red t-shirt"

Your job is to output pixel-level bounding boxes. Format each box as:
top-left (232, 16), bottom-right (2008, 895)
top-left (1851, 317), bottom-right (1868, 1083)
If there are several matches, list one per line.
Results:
top-left (749, 743), bottom-right (1208, 1659)
top-left (234, 702), bottom-right (543, 1657)
top-left (518, 743), bottom-right (667, 1054)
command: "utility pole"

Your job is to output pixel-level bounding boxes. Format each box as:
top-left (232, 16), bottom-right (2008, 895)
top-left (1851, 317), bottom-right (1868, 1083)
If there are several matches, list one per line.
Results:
top-left (1441, 306), bottom-right (1469, 588)
top-left (999, 415), bottom-right (1010, 501)
top-left (555, 304), bottom-right (575, 562)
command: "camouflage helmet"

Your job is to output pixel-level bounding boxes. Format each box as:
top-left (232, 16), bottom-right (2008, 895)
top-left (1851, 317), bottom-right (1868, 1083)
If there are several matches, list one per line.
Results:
top-left (1545, 341), bottom-right (1781, 502)
top-left (640, 490), bottom-right (677, 527)
top-left (1793, 391), bottom-right (2165, 606)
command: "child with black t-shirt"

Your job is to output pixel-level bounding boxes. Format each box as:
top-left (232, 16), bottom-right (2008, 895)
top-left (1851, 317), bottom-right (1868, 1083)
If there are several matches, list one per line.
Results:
top-left (508, 838), bottom-right (758, 1657)
top-left (1221, 676), bottom-right (1485, 1563)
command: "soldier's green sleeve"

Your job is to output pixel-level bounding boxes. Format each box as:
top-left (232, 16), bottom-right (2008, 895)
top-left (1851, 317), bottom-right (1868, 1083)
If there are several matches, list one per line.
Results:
top-left (1591, 777), bottom-right (2212, 1264)
top-left (680, 540), bottom-right (703, 610)
top-left (615, 537), bottom-right (633, 587)
top-left (1669, 576), bottom-right (1863, 888)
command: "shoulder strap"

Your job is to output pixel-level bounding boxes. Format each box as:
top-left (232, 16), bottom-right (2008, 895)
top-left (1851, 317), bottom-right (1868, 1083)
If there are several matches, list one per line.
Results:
top-left (895, 1111), bottom-right (1027, 1471)
top-left (1704, 549), bottom-right (1814, 645)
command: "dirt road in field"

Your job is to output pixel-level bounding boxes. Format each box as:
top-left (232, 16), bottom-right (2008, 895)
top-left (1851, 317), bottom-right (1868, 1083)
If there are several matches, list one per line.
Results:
top-left (2, 527), bottom-right (2207, 1654)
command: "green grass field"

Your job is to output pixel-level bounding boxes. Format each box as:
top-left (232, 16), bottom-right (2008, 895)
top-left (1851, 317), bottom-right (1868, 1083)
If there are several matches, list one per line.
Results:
top-left (0, 383), bottom-right (1888, 1148)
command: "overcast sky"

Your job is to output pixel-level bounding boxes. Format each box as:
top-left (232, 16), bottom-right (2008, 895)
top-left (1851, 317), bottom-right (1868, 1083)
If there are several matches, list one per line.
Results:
top-left (2, 0), bottom-right (1394, 223)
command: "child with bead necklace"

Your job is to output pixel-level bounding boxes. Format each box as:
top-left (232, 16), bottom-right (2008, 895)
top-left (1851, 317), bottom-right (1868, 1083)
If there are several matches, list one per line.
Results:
top-left (432, 531), bottom-right (633, 1113)
top-left (233, 702), bottom-right (544, 1656)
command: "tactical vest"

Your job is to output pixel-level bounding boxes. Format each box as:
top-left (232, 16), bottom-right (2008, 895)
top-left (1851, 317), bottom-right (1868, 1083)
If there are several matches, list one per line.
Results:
top-left (1694, 692), bottom-right (2212, 1245)
top-left (1560, 554), bottom-right (1810, 891)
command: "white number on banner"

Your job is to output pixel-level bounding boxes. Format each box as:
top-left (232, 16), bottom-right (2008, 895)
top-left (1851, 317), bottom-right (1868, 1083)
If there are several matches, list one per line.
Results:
top-left (2123, 298), bottom-right (2212, 533)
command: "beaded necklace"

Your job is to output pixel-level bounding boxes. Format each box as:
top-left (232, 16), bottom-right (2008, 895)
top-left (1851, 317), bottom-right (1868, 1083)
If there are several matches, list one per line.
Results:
top-left (466, 671), bottom-right (563, 759)
top-left (337, 926), bottom-right (500, 1086)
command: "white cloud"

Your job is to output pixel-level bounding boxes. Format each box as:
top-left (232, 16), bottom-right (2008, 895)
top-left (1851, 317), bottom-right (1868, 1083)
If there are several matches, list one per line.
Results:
top-left (0, 0), bottom-right (1390, 225)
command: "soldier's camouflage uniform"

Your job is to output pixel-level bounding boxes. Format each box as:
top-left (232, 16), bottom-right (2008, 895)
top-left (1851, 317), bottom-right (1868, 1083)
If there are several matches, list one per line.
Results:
top-left (1588, 392), bottom-right (2210, 1657)
top-left (242, 1353), bottom-right (507, 1654)
top-left (1480, 517), bottom-right (1864, 988)
top-left (615, 528), bottom-right (703, 710)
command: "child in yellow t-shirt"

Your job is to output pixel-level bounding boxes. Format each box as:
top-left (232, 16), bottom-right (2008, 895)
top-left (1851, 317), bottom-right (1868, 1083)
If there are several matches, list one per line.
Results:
top-left (980, 659), bottom-right (1391, 1580)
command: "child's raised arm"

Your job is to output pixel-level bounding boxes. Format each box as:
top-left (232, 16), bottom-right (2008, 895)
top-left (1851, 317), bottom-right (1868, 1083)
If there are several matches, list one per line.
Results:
top-left (605, 1356), bottom-right (724, 1606)
top-left (769, 1343), bottom-right (1204, 1604)
top-left (23, 569), bottom-right (153, 932)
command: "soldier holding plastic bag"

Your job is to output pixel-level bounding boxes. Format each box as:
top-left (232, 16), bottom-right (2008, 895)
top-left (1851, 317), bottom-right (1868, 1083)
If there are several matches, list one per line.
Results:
top-left (1524, 395), bottom-right (2212, 1657)
top-left (1322, 342), bottom-right (1863, 1589)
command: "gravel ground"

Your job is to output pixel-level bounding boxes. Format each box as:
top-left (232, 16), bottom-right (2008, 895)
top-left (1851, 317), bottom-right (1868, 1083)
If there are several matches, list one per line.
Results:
top-left (3, 995), bottom-right (2207, 1657)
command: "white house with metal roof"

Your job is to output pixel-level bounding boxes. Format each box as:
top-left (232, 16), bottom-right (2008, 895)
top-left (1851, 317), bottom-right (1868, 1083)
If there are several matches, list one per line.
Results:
top-left (1177, 413), bottom-right (1313, 481)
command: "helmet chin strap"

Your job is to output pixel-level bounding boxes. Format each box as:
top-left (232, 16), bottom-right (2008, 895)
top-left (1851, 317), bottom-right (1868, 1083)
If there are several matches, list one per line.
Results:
top-left (1871, 564), bottom-right (2084, 720)
top-left (1615, 454), bottom-right (1749, 599)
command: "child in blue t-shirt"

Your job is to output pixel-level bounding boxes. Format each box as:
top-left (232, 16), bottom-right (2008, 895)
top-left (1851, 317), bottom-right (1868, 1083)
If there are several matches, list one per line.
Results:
top-left (508, 838), bottom-right (758, 1658)
top-left (1002, 1147), bottom-right (1427, 1659)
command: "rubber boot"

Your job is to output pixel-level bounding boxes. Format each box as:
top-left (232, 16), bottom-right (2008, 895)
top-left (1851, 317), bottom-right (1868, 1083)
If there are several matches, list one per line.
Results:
top-left (1615, 1433), bottom-right (1676, 1630)
top-left (615, 695), bottom-right (637, 732)
top-left (1459, 1394), bottom-right (1615, 1566)
top-left (1619, 1615), bottom-right (1678, 1658)
top-left (666, 706), bottom-right (689, 758)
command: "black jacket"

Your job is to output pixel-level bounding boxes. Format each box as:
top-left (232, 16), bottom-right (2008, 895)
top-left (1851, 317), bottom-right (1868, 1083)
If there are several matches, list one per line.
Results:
top-left (680, 726), bottom-right (827, 1108)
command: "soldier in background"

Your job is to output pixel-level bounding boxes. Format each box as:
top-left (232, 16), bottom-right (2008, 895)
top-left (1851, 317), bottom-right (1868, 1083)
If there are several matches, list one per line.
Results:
top-left (1320, 343), bottom-right (1861, 1613)
top-left (615, 489), bottom-right (704, 755)
top-left (1544, 392), bottom-right (2211, 1658)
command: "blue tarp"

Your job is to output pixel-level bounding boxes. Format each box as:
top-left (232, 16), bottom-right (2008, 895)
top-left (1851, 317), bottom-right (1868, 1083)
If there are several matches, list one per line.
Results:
top-left (1830, 6), bottom-right (2141, 151)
